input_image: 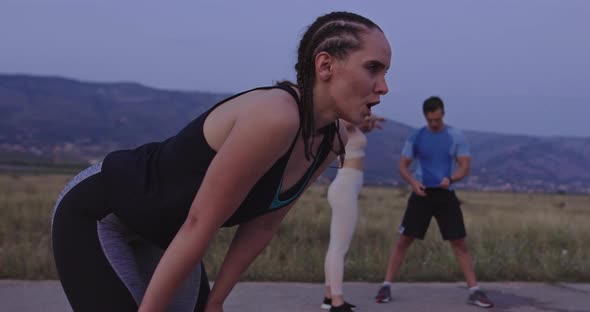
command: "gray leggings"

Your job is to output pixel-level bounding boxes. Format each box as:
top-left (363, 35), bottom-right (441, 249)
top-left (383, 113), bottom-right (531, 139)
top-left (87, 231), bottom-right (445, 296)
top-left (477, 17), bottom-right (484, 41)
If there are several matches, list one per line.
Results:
top-left (51, 163), bottom-right (207, 311)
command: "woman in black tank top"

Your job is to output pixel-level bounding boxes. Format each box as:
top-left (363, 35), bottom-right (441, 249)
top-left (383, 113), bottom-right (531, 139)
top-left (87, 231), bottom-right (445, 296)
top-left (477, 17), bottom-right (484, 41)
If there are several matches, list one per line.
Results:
top-left (51, 11), bottom-right (392, 312)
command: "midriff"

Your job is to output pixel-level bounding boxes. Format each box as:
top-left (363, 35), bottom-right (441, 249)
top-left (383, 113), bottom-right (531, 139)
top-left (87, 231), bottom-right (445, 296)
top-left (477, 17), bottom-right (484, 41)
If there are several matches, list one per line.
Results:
top-left (342, 157), bottom-right (364, 171)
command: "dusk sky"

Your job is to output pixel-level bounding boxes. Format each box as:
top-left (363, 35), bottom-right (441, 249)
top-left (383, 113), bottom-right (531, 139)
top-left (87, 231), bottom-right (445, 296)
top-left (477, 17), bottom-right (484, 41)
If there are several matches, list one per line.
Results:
top-left (1, 1), bottom-right (588, 137)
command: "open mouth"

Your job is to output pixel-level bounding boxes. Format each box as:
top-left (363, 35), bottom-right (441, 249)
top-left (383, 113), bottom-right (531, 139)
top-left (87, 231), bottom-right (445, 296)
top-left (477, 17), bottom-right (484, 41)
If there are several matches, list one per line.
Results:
top-left (368, 101), bottom-right (380, 108)
top-left (367, 101), bottom-right (380, 113)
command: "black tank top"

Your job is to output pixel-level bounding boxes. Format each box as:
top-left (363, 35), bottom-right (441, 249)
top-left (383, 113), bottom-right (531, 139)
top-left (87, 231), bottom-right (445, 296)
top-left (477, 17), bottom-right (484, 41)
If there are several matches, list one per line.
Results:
top-left (101, 84), bottom-right (332, 248)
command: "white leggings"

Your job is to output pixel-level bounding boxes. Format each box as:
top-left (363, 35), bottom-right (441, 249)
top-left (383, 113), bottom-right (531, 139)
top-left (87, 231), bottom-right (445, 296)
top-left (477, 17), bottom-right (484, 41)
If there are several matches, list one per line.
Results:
top-left (324, 167), bottom-right (364, 296)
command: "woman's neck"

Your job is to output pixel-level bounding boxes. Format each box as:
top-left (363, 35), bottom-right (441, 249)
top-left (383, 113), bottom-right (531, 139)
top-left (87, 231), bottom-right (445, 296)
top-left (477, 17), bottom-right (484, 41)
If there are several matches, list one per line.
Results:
top-left (312, 86), bottom-right (338, 130)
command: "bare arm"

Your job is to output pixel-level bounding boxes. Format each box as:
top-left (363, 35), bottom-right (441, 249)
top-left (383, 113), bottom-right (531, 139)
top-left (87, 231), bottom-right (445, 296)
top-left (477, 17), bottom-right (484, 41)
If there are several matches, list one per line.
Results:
top-left (358, 114), bottom-right (385, 133)
top-left (399, 156), bottom-right (426, 196)
top-left (138, 99), bottom-right (300, 312)
top-left (204, 124), bottom-right (346, 310)
top-left (440, 156), bottom-right (471, 188)
top-left (451, 156), bottom-right (471, 182)
top-left (204, 206), bottom-right (292, 310)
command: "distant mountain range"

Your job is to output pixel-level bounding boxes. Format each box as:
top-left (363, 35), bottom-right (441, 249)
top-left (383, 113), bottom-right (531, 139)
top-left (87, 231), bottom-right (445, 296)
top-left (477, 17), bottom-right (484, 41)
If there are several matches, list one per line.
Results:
top-left (1, 73), bottom-right (589, 193)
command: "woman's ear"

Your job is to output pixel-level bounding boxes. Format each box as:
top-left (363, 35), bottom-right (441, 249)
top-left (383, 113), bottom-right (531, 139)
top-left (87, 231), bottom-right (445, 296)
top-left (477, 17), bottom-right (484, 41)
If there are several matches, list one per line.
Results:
top-left (315, 52), bottom-right (334, 81)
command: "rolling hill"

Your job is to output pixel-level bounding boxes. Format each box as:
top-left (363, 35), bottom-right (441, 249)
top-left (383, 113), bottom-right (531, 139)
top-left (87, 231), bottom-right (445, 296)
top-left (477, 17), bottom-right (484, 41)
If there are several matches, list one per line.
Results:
top-left (1, 74), bottom-right (588, 193)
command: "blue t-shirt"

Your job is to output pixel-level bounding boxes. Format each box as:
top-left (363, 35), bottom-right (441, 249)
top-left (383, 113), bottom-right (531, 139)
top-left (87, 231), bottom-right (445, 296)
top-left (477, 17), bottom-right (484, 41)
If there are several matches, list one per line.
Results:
top-left (401, 126), bottom-right (470, 189)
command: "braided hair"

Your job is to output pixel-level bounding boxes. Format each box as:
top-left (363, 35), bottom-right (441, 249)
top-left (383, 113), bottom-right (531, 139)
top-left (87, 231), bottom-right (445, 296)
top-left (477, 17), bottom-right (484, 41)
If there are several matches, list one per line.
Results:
top-left (279, 12), bottom-right (382, 162)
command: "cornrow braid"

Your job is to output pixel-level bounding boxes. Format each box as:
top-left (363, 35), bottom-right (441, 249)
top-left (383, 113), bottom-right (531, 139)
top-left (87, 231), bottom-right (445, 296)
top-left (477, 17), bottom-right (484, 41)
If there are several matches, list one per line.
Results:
top-left (280, 12), bottom-right (381, 162)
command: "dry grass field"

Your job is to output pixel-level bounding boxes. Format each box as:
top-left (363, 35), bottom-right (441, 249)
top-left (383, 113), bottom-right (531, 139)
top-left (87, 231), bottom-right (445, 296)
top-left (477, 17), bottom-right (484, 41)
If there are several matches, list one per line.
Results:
top-left (1, 174), bottom-right (589, 282)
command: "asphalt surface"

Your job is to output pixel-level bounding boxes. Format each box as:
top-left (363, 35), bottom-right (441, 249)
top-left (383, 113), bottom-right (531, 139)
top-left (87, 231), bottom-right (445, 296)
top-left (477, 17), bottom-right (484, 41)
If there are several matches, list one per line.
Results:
top-left (1, 280), bottom-right (589, 311)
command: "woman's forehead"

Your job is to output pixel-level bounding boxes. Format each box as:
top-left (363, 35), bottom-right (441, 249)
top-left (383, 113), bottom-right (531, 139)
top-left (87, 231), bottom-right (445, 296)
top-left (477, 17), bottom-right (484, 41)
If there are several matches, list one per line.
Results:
top-left (354, 30), bottom-right (392, 65)
top-left (365, 30), bottom-right (391, 55)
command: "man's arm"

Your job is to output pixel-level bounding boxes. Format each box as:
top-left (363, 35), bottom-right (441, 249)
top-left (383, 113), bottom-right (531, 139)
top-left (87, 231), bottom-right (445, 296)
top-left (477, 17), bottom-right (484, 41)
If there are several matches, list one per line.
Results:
top-left (441, 127), bottom-right (472, 188)
top-left (399, 156), bottom-right (426, 196)
top-left (399, 130), bottom-right (426, 196)
top-left (440, 156), bottom-right (470, 188)
top-left (450, 156), bottom-right (471, 182)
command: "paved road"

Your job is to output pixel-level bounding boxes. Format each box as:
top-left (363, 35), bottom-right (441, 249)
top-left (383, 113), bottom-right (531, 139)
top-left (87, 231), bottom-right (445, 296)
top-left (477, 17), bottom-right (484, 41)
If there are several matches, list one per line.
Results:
top-left (1, 280), bottom-right (589, 311)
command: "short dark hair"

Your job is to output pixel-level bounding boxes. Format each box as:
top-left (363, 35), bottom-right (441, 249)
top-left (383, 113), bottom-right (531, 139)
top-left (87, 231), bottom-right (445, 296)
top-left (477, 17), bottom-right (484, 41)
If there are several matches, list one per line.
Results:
top-left (423, 96), bottom-right (444, 115)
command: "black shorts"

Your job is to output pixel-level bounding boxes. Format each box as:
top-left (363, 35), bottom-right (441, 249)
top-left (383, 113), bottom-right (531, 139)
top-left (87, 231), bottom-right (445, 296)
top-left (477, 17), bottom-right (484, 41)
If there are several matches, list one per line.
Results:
top-left (399, 188), bottom-right (466, 241)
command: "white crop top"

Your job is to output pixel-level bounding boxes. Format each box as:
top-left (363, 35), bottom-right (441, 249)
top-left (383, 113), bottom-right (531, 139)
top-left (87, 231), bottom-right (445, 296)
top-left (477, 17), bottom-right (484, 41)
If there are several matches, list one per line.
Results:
top-left (345, 128), bottom-right (367, 159)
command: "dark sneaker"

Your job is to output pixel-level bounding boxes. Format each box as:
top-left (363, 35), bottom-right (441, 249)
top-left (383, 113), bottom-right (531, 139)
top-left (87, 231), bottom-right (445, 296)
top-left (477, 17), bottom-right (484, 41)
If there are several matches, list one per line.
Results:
top-left (375, 285), bottom-right (391, 303)
top-left (330, 303), bottom-right (355, 312)
top-left (468, 290), bottom-right (494, 308)
top-left (321, 297), bottom-right (332, 310)
top-left (321, 297), bottom-right (357, 310)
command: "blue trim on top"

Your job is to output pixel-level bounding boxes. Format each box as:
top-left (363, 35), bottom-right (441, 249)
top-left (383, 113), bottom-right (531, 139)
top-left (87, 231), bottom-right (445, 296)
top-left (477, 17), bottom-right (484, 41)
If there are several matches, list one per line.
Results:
top-left (270, 143), bottom-right (325, 209)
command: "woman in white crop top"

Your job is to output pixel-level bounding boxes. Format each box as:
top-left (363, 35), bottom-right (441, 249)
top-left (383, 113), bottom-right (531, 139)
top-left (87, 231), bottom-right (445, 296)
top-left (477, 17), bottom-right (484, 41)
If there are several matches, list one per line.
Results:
top-left (321, 114), bottom-right (385, 310)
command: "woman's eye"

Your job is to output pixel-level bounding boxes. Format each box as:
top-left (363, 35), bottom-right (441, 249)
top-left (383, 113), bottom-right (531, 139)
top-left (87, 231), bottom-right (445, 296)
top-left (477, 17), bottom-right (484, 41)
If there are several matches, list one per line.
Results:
top-left (367, 64), bottom-right (378, 73)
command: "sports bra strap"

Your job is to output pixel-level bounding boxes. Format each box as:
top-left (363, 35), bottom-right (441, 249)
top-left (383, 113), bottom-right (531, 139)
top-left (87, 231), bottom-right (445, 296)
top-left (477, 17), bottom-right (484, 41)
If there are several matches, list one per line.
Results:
top-left (203, 83), bottom-right (298, 114)
top-left (274, 83), bottom-right (301, 105)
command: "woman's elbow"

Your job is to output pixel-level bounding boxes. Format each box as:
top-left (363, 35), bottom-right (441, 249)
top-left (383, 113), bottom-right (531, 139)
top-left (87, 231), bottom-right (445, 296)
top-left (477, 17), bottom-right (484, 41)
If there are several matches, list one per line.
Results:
top-left (182, 214), bottom-right (200, 230)
top-left (180, 213), bottom-right (218, 238)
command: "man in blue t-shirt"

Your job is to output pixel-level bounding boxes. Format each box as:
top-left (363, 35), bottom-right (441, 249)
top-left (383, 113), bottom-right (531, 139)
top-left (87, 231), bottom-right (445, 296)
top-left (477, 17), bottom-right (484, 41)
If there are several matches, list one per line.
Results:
top-left (375, 97), bottom-right (493, 308)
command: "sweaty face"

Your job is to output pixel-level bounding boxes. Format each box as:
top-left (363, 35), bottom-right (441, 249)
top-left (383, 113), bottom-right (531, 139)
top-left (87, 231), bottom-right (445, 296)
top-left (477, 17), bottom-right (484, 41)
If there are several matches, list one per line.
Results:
top-left (330, 28), bottom-right (392, 125)
top-left (425, 109), bottom-right (445, 132)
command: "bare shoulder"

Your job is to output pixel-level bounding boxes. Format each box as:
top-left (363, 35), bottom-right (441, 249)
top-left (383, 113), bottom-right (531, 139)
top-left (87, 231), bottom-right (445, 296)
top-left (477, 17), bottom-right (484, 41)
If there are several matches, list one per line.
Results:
top-left (236, 88), bottom-right (300, 133)
top-left (204, 87), bottom-right (300, 153)
top-left (244, 89), bottom-right (299, 126)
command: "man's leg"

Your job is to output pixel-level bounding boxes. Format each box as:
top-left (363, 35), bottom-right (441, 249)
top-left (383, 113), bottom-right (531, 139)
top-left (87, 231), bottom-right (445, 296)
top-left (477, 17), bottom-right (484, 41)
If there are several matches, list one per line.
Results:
top-left (384, 234), bottom-right (414, 282)
top-left (449, 238), bottom-right (477, 287)
top-left (376, 193), bottom-right (431, 303)
top-left (436, 191), bottom-right (493, 308)
top-left (376, 235), bottom-right (414, 303)
top-left (450, 240), bottom-right (493, 308)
